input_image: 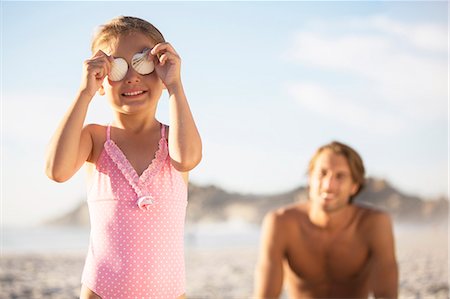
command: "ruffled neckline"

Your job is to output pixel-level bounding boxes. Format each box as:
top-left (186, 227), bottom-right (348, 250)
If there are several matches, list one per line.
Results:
top-left (104, 135), bottom-right (167, 198)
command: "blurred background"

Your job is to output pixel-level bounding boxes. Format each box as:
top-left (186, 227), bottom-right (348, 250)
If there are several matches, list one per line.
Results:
top-left (1, 1), bottom-right (448, 298)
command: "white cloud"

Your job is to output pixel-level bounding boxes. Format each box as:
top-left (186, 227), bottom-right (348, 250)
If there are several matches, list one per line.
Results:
top-left (285, 15), bottom-right (447, 125)
top-left (287, 82), bottom-right (404, 135)
top-left (369, 15), bottom-right (447, 53)
top-left (309, 15), bottom-right (447, 53)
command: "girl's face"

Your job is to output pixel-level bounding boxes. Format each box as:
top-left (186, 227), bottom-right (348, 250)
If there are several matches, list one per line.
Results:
top-left (102, 32), bottom-right (164, 115)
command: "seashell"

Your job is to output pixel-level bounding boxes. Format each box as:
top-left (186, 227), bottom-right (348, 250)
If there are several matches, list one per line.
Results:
top-left (131, 48), bottom-right (155, 75)
top-left (109, 57), bottom-right (128, 81)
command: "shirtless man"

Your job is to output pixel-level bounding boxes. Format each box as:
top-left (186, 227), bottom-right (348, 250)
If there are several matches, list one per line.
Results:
top-left (254, 141), bottom-right (398, 299)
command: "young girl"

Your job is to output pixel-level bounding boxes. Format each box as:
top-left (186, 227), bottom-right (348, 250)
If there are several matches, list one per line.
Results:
top-left (45, 16), bottom-right (202, 299)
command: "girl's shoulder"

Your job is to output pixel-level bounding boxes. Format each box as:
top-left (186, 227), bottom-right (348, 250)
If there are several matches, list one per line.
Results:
top-left (84, 123), bottom-right (108, 142)
top-left (84, 123), bottom-right (108, 164)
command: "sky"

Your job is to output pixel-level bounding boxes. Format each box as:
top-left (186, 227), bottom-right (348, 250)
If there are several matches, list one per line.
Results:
top-left (2, 1), bottom-right (448, 226)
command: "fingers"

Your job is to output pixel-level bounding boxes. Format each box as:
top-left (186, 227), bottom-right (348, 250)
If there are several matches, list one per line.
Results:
top-left (151, 42), bottom-right (180, 66)
top-left (85, 50), bottom-right (112, 80)
top-left (93, 49), bottom-right (107, 58)
top-left (151, 42), bottom-right (179, 56)
top-left (158, 51), bottom-right (178, 66)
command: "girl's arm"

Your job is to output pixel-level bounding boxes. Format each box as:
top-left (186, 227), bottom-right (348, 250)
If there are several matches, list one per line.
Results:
top-left (152, 43), bottom-right (202, 172)
top-left (45, 51), bottom-right (112, 182)
top-left (167, 83), bottom-right (202, 172)
top-left (45, 93), bottom-right (93, 182)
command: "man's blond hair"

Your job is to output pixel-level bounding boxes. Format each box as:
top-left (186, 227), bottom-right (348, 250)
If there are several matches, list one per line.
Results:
top-left (308, 141), bottom-right (366, 201)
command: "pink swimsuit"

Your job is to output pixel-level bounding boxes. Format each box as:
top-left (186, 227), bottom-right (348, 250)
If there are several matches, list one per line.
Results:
top-left (81, 124), bottom-right (187, 299)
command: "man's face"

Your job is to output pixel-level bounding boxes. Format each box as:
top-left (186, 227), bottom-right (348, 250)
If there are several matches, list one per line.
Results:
top-left (309, 149), bottom-right (358, 213)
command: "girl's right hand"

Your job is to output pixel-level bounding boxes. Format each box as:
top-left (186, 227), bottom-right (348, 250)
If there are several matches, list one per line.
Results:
top-left (79, 50), bottom-right (113, 99)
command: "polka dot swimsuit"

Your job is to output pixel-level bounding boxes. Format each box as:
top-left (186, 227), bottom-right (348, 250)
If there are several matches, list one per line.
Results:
top-left (81, 124), bottom-right (187, 299)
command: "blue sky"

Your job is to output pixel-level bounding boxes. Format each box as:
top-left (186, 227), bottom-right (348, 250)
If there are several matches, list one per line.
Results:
top-left (2, 1), bottom-right (448, 226)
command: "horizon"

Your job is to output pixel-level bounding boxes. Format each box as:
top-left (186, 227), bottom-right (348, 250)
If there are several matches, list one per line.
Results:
top-left (4, 174), bottom-right (448, 229)
top-left (34, 175), bottom-right (450, 229)
top-left (2, 1), bottom-right (448, 226)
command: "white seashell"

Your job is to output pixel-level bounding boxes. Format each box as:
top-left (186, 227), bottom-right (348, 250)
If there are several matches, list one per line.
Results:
top-left (109, 58), bottom-right (128, 81)
top-left (131, 48), bottom-right (155, 75)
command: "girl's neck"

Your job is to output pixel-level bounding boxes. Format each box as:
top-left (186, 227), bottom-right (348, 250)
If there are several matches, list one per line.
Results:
top-left (112, 112), bottom-right (160, 134)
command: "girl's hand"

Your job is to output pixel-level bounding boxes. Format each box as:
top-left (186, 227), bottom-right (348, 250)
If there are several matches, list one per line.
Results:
top-left (151, 43), bottom-right (182, 92)
top-left (79, 50), bottom-right (113, 99)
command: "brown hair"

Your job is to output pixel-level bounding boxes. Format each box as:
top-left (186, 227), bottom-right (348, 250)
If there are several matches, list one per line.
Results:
top-left (308, 141), bottom-right (366, 202)
top-left (91, 16), bottom-right (165, 53)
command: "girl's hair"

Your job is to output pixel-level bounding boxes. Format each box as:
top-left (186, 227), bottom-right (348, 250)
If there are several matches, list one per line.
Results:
top-left (91, 16), bottom-right (165, 53)
top-left (308, 141), bottom-right (366, 202)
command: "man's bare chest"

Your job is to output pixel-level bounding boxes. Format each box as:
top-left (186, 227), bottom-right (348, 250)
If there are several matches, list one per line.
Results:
top-left (285, 228), bottom-right (371, 282)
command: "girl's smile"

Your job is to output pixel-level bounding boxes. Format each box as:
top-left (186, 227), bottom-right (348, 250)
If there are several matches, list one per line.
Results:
top-left (121, 89), bottom-right (148, 97)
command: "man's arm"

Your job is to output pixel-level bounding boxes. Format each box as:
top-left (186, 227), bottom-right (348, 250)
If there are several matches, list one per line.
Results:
top-left (254, 211), bottom-right (286, 299)
top-left (368, 212), bottom-right (399, 299)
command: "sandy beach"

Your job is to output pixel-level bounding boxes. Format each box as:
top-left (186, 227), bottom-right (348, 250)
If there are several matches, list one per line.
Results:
top-left (1, 224), bottom-right (448, 299)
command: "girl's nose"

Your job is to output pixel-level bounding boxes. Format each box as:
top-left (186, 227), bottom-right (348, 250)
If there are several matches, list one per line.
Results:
top-left (124, 67), bottom-right (141, 83)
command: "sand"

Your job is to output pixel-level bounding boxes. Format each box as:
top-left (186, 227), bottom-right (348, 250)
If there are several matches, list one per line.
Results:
top-left (1, 224), bottom-right (448, 299)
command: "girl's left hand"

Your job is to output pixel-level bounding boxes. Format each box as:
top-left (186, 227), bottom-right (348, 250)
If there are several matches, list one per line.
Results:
top-left (150, 42), bottom-right (182, 91)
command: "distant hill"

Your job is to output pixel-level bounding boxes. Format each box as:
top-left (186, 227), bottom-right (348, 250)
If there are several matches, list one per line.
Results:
top-left (356, 178), bottom-right (448, 222)
top-left (44, 177), bottom-right (448, 227)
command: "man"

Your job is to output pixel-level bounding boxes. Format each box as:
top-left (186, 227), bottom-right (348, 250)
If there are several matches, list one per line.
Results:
top-left (254, 141), bottom-right (398, 299)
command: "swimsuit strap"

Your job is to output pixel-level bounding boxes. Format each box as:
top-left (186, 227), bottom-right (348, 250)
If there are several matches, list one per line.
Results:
top-left (107, 124), bottom-right (111, 141)
top-left (160, 123), bottom-right (166, 139)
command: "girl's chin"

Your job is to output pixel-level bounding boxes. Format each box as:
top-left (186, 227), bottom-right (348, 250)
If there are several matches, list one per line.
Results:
top-left (108, 95), bottom-right (159, 114)
top-left (111, 102), bottom-right (148, 115)
top-left (117, 96), bottom-right (148, 107)
top-left (119, 94), bottom-right (148, 104)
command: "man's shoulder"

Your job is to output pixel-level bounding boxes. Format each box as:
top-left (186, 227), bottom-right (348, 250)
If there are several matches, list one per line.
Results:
top-left (353, 202), bottom-right (390, 218)
top-left (264, 202), bottom-right (309, 225)
top-left (261, 203), bottom-right (309, 244)
top-left (353, 203), bottom-right (393, 231)
top-left (271, 201), bottom-right (308, 216)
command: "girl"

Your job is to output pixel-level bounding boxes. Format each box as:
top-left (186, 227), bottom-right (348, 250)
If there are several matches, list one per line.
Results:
top-left (45, 16), bottom-right (202, 299)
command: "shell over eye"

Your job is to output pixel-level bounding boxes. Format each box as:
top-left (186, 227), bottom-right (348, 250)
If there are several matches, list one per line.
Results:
top-left (131, 48), bottom-right (155, 75)
top-left (109, 58), bottom-right (128, 81)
